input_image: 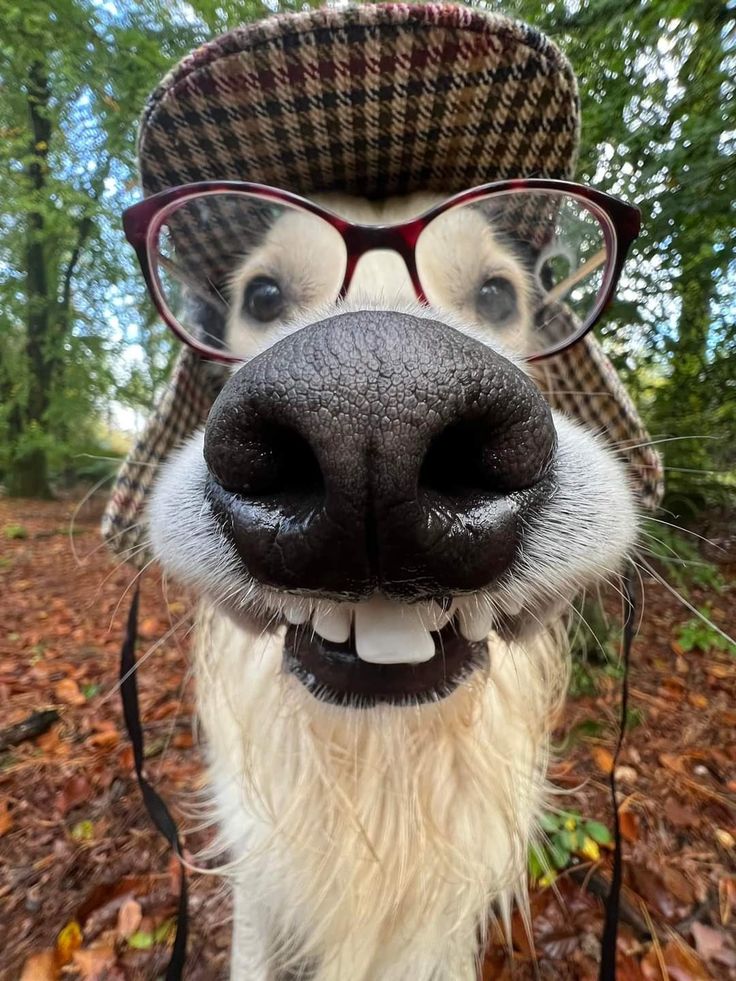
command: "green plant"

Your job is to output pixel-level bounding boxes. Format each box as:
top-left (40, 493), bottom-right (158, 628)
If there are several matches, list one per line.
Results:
top-left (640, 520), bottom-right (726, 595)
top-left (676, 608), bottom-right (736, 656)
top-left (529, 811), bottom-right (612, 888)
top-left (567, 597), bottom-right (622, 698)
top-left (3, 524), bottom-right (28, 540)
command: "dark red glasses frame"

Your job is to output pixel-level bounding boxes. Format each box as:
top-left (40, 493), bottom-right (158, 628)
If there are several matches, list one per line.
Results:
top-left (122, 178), bottom-right (641, 363)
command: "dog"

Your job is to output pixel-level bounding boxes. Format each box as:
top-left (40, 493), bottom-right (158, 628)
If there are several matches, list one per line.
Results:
top-left (146, 186), bottom-right (636, 980)
top-left (104, 7), bottom-right (662, 979)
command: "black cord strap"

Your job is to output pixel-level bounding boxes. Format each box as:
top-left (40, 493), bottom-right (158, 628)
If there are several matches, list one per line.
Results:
top-left (120, 585), bottom-right (188, 980)
top-left (599, 564), bottom-right (638, 981)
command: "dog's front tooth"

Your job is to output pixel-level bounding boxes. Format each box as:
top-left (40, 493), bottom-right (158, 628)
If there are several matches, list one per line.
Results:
top-left (354, 597), bottom-right (435, 664)
top-left (457, 604), bottom-right (495, 642)
top-left (415, 599), bottom-right (456, 632)
top-left (283, 598), bottom-right (310, 625)
top-left (312, 604), bottom-right (352, 643)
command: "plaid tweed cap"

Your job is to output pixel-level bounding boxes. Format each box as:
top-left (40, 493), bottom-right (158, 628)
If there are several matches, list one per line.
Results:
top-left (102, 2), bottom-right (663, 565)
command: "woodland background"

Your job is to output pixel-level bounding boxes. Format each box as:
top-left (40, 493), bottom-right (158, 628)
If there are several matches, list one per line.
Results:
top-left (0, 0), bottom-right (734, 509)
top-left (0, 1), bottom-right (735, 979)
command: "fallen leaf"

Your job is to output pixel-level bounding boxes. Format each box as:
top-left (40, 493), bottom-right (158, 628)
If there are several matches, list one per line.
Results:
top-left (71, 947), bottom-right (116, 980)
top-left (138, 616), bottom-right (162, 641)
top-left (56, 920), bottom-right (83, 965)
top-left (664, 796), bottom-right (700, 829)
top-left (591, 746), bottom-right (614, 774)
top-left (0, 798), bottom-right (13, 836)
top-left (117, 898), bottom-right (142, 939)
top-left (687, 692), bottom-right (709, 709)
top-left (56, 774), bottom-right (91, 816)
top-left (20, 950), bottom-right (58, 981)
top-left (619, 809), bottom-right (639, 843)
top-left (691, 921), bottom-right (736, 968)
top-left (54, 678), bottom-right (86, 707)
top-left (641, 939), bottom-right (710, 981)
top-left (86, 729), bottom-right (119, 750)
top-left (614, 764), bottom-right (638, 784)
top-left (70, 819), bottom-right (95, 842)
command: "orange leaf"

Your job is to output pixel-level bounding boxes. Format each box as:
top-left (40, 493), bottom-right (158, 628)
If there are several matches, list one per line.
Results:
top-left (87, 729), bottom-right (119, 750)
top-left (0, 799), bottom-right (13, 837)
top-left (138, 616), bottom-right (161, 641)
top-left (687, 692), bottom-right (709, 710)
top-left (591, 746), bottom-right (614, 774)
top-left (20, 950), bottom-right (58, 981)
top-left (54, 678), bottom-right (86, 707)
top-left (619, 809), bottom-right (639, 843)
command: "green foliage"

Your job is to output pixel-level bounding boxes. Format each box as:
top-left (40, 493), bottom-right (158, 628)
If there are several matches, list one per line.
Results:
top-left (3, 524), bottom-right (29, 540)
top-left (494, 0), bottom-right (736, 514)
top-left (676, 607), bottom-right (736, 656)
top-left (567, 596), bottom-right (623, 697)
top-left (530, 811), bottom-right (612, 887)
top-left (640, 519), bottom-right (726, 593)
top-left (1, 0), bottom-right (733, 504)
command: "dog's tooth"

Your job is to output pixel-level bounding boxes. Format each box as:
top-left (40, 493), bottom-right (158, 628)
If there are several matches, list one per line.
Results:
top-left (282, 598), bottom-right (310, 625)
top-left (504, 597), bottom-right (523, 617)
top-left (415, 599), bottom-right (456, 632)
top-left (354, 597), bottom-right (435, 664)
top-left (457, 604), bottom-right (495, 642)
top-left (312, 604), bottom-right (352, 643)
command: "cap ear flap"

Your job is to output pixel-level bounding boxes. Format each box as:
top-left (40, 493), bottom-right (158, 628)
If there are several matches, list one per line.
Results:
top-left (537, 334), bottom-right (664, 512)
top-left (101, 347), bottom-right (227, 566)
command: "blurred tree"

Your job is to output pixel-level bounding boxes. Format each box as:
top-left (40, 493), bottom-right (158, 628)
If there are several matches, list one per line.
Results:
top-left (1, 0), bottom-right (733, 511)
top-left (0, 0), bottom-right (320, 497)
top-left (497, 0), bottom-right (735, 514)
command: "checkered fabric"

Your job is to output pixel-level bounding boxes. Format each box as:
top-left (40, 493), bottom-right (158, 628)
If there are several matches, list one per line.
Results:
top-left (102, 3), bottom-right (663, 566)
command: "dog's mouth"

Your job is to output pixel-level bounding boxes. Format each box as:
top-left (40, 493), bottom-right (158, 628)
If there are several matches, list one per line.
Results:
top-left (284, 619), bottom-right (488, 705)
top-left (274, 597), bottom-right (495, 706)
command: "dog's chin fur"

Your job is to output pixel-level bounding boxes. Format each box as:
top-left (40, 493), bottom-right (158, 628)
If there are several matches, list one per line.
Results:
top-left (194, 606), bottom-right (568, 981)
top-left (146, 192), bottom-right (639, 979)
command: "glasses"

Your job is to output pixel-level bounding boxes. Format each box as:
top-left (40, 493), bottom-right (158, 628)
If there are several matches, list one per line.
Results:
top-left (123, 179), bottom-right (640, 363)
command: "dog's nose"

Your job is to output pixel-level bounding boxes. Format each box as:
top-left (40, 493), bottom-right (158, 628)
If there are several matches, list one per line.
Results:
top-left (204, 312), bottom-right (556, 598)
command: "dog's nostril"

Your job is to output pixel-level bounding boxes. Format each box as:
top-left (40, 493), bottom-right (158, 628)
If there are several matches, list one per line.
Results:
top-left (419, 420), bottom-right (551, 499)
top-left (210, 423), bottom-right (324, 497)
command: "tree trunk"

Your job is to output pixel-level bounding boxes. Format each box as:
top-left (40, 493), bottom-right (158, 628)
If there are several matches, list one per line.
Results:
top-left (8, 59), bottom-right (54, 498)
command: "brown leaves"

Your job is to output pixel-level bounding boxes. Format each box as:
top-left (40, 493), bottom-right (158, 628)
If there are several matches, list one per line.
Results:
top-left (640, 938), bottom-right (711, 980)
top-left (691, 922), bottom-right (736, 970)
top-left (0, 797), bottom-right (13, 836)
top-left (54, 678), bottom-right (85, 706)
top-left (55, 774), bottom-right (91, 816)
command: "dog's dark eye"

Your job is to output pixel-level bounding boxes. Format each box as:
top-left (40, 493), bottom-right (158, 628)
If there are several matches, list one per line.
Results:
top-left (477, 277), bottom-right (518, 325)
top-left (242, 276), bottom-right (286, 323)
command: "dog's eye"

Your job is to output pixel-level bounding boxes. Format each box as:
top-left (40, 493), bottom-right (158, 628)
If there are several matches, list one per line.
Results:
top-left (476, 276), bottom-right (518, 326)
top-left (242, 276), bottom-right (286, 323)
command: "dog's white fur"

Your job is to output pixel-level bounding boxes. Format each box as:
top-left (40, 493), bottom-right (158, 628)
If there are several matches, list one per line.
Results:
top-left (148, 192), bottom-right (637, 980)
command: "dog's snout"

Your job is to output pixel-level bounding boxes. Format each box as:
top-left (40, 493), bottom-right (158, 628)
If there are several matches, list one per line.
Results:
top-left (204, 312), bottom-right (556, 597)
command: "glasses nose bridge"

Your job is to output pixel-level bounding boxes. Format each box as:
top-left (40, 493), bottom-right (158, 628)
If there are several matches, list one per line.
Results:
top-left (341, 221), bottom-right (425, 299)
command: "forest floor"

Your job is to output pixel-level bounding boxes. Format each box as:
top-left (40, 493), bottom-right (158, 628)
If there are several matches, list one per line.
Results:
top-left (0, 493), bottom-right (734, 981)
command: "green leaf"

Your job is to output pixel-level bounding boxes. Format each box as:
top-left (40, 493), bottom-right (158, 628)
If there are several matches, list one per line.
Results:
top-left (584, 821), bottom-right (613, 846)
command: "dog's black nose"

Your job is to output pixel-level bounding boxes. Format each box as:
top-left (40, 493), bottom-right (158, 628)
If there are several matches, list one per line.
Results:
top-left (204, 312), bottom-right (556, 598)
